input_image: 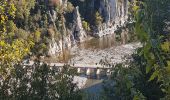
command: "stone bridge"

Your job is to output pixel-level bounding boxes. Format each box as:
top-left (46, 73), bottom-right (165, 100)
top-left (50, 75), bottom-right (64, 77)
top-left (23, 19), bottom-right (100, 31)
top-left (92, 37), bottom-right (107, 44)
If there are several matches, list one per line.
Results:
top-left (50, 63), bottom-right (113, 76)
top-left (23, 61), bottom-right (120, 77)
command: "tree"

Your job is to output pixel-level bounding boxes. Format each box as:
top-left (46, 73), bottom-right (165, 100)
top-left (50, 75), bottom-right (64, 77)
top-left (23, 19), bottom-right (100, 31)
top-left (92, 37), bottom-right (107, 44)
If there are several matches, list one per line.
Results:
top-left (0, 61), bottom-right (82, 100)
top-left (14, 0), bottom-right (35, 29)
top-left (82, 20), bottom-right (90, 32)
top-left (66, 2), bottom-right (74, 13)
top-left (0, 0), bottom-right (16, 33)
top-left (0, 0), bottom-right (34, 78)
top-left (132, 51), bottom-right (165, 100)
top-left (95, 11), bottom-right (103, 28)
top-left (134, 0), bottom-right (170, 99)
top-left (102, 0), bottom-right (170, 99)
top-left (102, 63), bottom-right (145, 100)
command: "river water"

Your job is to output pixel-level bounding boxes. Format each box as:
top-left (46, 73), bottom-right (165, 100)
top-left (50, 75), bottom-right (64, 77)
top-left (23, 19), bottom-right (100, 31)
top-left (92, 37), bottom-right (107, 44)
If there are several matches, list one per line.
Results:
top-left (45, 33), bottom-right (129, 63)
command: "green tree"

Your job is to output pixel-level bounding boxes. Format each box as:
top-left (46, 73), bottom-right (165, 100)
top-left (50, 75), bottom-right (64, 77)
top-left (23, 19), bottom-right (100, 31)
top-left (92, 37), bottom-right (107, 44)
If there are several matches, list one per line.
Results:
top-left (95, 11), bottom-right (103, 28)
top-left (102, 0), bottom-right (170, 99)
top-left (0, 62), bottom-right (82, 100)
top-left (132, 51), bottom-right (165, 100)
top-left (102, 63), bottom-right (145, 100)
top-left (82, 20), bottom-right (91, 31)
top-left (14, 0), bottom-right (35, 29)
top-left (134, 0), bottom-right (170, 99)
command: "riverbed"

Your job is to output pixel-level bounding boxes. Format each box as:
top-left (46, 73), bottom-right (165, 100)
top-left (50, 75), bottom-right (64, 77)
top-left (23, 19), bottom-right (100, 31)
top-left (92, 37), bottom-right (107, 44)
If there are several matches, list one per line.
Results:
top-left (45, 34), bottom-right (141, 65)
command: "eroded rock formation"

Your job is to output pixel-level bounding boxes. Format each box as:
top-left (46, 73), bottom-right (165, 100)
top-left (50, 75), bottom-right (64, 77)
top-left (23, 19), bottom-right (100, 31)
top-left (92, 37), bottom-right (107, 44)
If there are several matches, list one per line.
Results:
top-left (72, 6), bottom-right (87, 42)
top-left (96, 0), bottom-right (129, 36)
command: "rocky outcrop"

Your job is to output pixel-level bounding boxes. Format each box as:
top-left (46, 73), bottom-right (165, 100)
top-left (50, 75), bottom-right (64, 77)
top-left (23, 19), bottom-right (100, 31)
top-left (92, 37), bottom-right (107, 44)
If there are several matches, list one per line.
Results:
top-left (96, 0), bottom-right (129, 37)
top-left (72, 6), bottom-right (87, 42)
top-left (48, 36), bottom-right (71, 56)
top-left (48, 38), bottom-right (62, 56)
top-left (48, 0), bottom-right (130, 56)
top-left (48, 0), bottom-right (72, 56)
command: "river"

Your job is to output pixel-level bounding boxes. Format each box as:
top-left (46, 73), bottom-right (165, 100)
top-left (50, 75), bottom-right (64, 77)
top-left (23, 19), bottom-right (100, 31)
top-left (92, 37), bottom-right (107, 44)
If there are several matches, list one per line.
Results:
top-left (43, 32), bottom-right (141, 97)
top-left (45, 32), bottom-right (133, 64)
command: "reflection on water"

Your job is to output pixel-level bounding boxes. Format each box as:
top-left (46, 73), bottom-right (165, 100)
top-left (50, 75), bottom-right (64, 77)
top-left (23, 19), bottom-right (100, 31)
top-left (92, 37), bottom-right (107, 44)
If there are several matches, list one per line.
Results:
top-left (79, 34), bottom-right (116, 49)
top-left (79, 32), bottom-right (129, 49)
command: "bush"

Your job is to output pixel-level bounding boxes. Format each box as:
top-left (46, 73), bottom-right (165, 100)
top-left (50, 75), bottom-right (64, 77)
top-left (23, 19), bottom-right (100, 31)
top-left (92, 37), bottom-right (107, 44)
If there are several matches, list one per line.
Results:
top-left (82, 21), bottom-right (90, 32)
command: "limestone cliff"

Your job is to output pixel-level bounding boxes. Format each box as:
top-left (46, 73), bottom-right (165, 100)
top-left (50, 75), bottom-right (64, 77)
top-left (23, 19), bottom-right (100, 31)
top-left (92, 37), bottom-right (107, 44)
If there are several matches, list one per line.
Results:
top-left (99, 0), bottom-right (128, 26)
top-left (96, 0), bottom-right (129, 37)
top-left (72, 6), bottom-right (87, 42)
top-left (69, 0), bottom-right (129, 37)
top-left (48, 0), bottom-right (130, 56)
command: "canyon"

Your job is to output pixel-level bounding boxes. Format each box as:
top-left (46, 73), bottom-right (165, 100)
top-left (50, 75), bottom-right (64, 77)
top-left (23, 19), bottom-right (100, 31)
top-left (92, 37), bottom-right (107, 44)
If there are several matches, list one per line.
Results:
top-left (47, 0), bottom-right (130, 56)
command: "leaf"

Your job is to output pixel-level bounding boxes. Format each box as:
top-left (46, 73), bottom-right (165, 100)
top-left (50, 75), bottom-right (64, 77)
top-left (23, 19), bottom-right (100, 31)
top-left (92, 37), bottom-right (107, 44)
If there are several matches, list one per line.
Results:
top-left (0, 41), bottom-right (5, 46)
top-left (161, 42), bottom-right (170, 52)
top-left (161, 88), bottom-right (167, 93)
top-left (133, 95), bottom-right (140, 100)
top-left (149, 70), bottom-right (159, 81)
top-left (166, 61), bottom-right (170, 73)
top-left (146, 66), bottom-right (151, 74)
top-left (167, 61), bottom-right (170, 67)
top-left (143, 43), bottom-right (151, 60)
top-left (133, 5), bottom-right (139, 12)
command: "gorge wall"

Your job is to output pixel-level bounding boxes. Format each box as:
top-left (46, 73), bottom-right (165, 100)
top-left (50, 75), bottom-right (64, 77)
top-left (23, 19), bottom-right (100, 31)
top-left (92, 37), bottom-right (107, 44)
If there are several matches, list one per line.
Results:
top-left (96, 0), bottom-right (128, 36)
top-left (48, 0), bottom-right (130, 56)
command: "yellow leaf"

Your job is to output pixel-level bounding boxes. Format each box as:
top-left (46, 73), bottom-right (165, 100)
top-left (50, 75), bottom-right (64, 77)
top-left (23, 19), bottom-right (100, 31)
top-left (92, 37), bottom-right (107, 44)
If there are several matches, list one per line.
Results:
top-left (0, 41), bottom-right (5, 46)
top-left (161, 42), bottom-right (170, 52)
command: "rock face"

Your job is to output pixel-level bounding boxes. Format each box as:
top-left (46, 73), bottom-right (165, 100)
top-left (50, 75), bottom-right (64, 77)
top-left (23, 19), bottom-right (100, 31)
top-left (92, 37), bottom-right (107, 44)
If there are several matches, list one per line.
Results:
top-left (99, 0), bottom-right (128, 26)
top-left (48, 0), bottom-right (130, 56)
top-left (70, 0), bottom-right (129, 37)
top-left (48, 6), bottom-right (87, 56)
top-left (96, 0), bottom-right (129, 37)
top-left (72, 6), bottom-right (87, 42)
top-left (48, 38), bottom-right (62, 56)
top-left (48, 0), bottom-right (71, 56)
top-left (48, 36), bottom-right (71, 56)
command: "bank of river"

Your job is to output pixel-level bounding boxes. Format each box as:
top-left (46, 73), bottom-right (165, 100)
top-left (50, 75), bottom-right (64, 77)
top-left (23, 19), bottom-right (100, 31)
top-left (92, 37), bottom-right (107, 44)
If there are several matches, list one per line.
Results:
top-left (70, 42), bottom-right (141, 65)
top-left (45, 33), bottom-right (140, 65)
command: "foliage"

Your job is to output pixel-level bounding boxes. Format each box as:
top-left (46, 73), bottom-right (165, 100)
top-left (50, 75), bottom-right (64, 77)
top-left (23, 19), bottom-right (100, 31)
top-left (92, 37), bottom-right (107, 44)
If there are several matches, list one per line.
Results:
top-left (134, 0), bottom-right (170, 99)
top-left (0, 39), bottom-right (34, 76)
top-left (102, 63), bottom-right (145, 100)
top-left (82, 20), bottom-right (91, 32)
top-left (14, 0), bottom-right (35, 30)
top-left (0, 62), bottom-right (82, 100)
top-left (0, 0), bottom-right (16, 33)
top-left (34, 29), bottom-right (41, 42)
top-left (101, 0), bottom-right (170, 99)
top-left (95, 11), bottom-right (103, 28)
top-left (14, 0), bottom-right (35, 19)
top-left (0, 1), bottom-right (34, 78)
top-left (102, 50), bottom-right (165, 100)
top-left (132, 51), bottom-right (165, 100)
top-left (66, 2), bottom-right (74, 13)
